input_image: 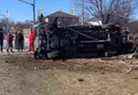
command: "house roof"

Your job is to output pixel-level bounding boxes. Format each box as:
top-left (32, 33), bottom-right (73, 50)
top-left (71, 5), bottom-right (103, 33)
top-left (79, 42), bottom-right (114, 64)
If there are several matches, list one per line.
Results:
top-left (128, 21), bottom-right (138, 33)
top-left (46, 11), bottom-right (78, 18)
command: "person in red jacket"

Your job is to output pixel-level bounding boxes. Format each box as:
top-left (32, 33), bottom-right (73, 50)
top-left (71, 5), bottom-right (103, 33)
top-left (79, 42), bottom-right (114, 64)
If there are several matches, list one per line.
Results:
top-left (28, 28), bottom-right (36, 52)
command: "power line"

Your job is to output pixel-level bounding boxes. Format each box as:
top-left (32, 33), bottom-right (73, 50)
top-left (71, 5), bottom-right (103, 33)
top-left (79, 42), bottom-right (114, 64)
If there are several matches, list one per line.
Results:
top-left (18, 0), bottom-right (36, 22)
top-left (18, 0), bottom-right (33, 5)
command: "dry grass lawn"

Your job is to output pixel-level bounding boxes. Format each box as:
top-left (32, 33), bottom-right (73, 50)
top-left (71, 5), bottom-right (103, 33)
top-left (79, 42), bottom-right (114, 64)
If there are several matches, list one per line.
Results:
top-left (0, 54), bottom-right (138, 95)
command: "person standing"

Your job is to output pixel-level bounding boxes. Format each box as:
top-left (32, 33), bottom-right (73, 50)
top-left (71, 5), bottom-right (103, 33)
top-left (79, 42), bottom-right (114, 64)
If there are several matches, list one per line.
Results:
top-left (0, 28), bottom-right (4, 52)
top-left (28, 28), bottom-right (36, 53)
top-left (15, 31), bottom-right (19, 50)
top-left (6, 32), bottom-right (14, 53)
top-left (17, 31), bottom-right (24, 52)
top-left (34, 14), bottom-right (48, 59)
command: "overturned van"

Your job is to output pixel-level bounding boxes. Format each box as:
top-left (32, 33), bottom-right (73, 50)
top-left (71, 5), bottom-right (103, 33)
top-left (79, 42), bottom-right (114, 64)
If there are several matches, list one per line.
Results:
top-left (34, 17), bottom-right (135, 59)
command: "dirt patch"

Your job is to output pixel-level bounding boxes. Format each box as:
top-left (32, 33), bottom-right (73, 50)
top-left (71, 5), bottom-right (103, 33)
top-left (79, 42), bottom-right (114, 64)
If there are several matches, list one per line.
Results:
top-left (0, 54), bottom-right (138, 95)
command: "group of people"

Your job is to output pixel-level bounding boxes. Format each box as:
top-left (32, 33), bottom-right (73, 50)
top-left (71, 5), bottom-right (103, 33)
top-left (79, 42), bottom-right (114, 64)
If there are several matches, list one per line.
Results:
top-left (0, 28), bottom-right (24, 53)
top-left (0, 14), bottom-right (48, 59)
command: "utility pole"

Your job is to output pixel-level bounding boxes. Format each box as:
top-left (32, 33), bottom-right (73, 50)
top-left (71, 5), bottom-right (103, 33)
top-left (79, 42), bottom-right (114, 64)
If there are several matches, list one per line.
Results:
top-left (82, 0), bottom-right (85, 24)
top-left (18, 0), bottom-right (36, 22)
top-left (5, 11), bottom-right (10, 33)
top-left (0, 11), bottom-right (10, 33)
top-left (33, 0), bottom-right (36, 22)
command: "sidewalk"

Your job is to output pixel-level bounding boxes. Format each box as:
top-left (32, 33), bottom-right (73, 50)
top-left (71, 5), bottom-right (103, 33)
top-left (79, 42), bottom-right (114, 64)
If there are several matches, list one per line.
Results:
top-left (0, 49), bottom-right (32, 56)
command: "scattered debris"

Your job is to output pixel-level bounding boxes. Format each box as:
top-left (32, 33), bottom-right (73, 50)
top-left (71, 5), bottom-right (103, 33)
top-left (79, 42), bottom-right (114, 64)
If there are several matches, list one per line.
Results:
top-left (5, 60), bottom-right (8, 63)
top-left (78, 78), bottom-right (84, 82)
top-left (119, 60), bottom-right (138, 73)
top-left (34, 66), bottom-right (37, 70)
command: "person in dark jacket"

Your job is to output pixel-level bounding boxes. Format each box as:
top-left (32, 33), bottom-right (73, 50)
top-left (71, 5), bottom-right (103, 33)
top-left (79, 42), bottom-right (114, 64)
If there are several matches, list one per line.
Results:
top-left (17, 31), bottom-right (24, 52)
top-left (34, 14), bottom-right (48, 59)
top-left (6, 32), bottom-right (14, 53)
top-left (15, 31), bottom-right (19, 50)
top-left (0, 28), bottom-right (4, 52)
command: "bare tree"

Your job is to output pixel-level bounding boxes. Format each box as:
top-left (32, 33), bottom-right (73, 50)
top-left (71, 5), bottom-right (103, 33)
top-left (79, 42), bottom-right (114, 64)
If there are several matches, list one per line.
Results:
top-left (0, 18), bottom-right (13, 33)
top-left (15, 20), bottom-right (32, 29)
top-left (74, 0), bottom-right (136, 26)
